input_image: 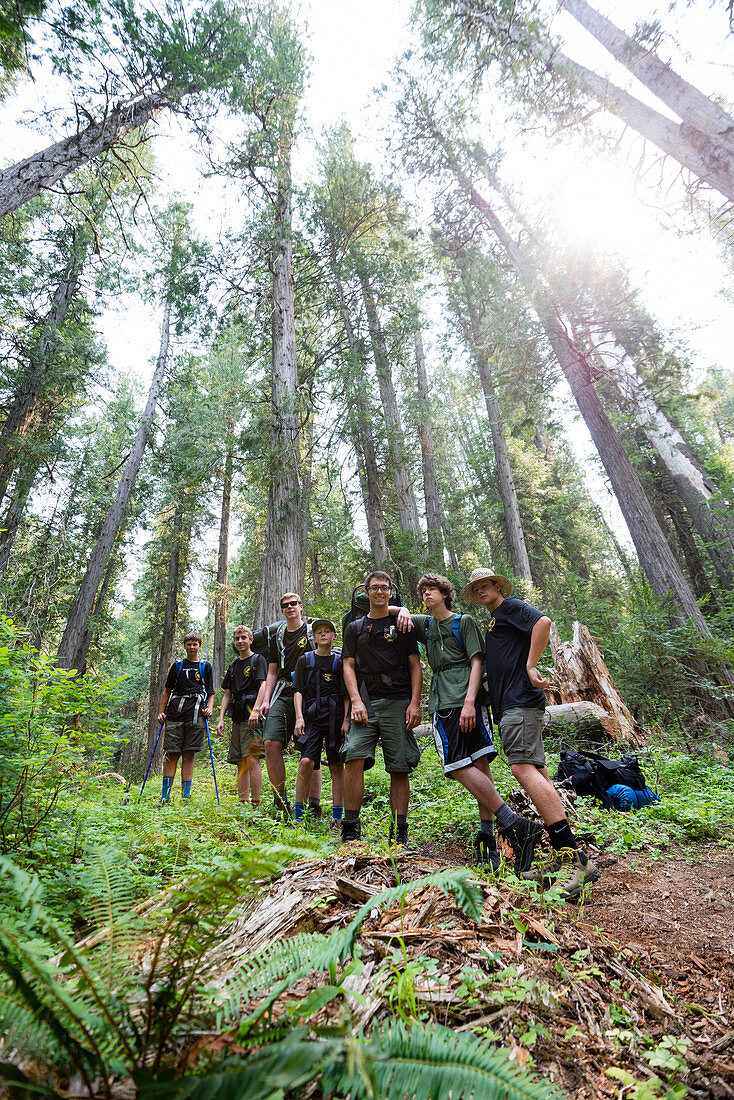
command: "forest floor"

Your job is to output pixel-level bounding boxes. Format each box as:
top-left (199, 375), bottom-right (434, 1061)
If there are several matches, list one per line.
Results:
top-left (201, 837), bottom-right (734, 1100)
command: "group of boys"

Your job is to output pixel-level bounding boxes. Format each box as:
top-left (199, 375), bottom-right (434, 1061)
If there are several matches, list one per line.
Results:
top-left (156, 567), bottom-right (600, 900)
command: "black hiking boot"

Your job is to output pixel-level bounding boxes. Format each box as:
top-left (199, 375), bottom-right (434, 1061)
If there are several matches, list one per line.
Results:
top-left (473, 829), bottom-right (500, 873)
top-left (308, 800), bottom-right (323, 821)
top-left (499, 817), bottom-right (545, 876)
top-left (341, 818), bottom-right (361, 843)
top-left (388, 822), bottom-right (409, 846)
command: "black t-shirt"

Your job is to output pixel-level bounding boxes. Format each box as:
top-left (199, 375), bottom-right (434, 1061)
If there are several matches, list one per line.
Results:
top-left (342, 614), bottom-right (419, 701)
top-left (222, 654), bottom-right (267, 702)
top-left (484, 598), bottom-right (546, 721)
top-left (268, 621), bottom-right (314, 681)
top-left (293, 652), bottom-right (343, 699)
top-left (165, 659), bottom-right (214, 697)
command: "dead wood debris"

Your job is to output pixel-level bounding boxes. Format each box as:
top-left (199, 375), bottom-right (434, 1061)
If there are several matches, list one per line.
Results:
top-left (198, 852), bottom-right (734, 1099)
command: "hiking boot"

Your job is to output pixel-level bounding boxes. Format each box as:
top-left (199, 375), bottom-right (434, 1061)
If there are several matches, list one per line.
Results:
top-left (308, 801), bottom-right (323, 821)
top-left (473, 830), bottom-right (500, 873)
top-left (388, 822), bottom-right (409, 846)
top-left (498, 817), bottom-right (545, 876)
top-left (523, 848), bottom-right (600, 899)
top-left (329, 817), bottom-right (342, 837)
top-left (341, 818), bottom-right (361, 843)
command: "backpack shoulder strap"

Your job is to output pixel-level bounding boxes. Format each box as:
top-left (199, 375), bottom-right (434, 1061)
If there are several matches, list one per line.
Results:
top-left (174, 659), bottom-right (183, 678)
top-left (451, 613), bottom-right (463, 650)
top-left (305, 650), bottom-right (316, 669)
top-left (276, 621), bottom-right (287, 667)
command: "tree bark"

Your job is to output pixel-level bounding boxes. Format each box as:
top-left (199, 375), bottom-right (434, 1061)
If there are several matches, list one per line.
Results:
top-left (455, 3), bottom-right (734, 203)
top-left (0, 90), bottom-right (172, 220)
top-left (590, 332), bottom-right (734, 589)
top-left (212, 429), bottom-right (233, 687)
top-left (334, 273), bottom-right (390, 568)
top-left (561, 0), bottom-right (734, 147)
top-left (0, 459), bottom-right (40, 575)
top-left (256, 173), bottom-right (305, 626)
top-left (413, 327), bottom-right (445, 566)
top-left (453, 250), bottom-right (534, 584)
top-left (57, 298), bottom-right (171, 671)
top-left (359, 271), bottom-right (422, 536)
top-left (0, 249), bottom-right (84, 506)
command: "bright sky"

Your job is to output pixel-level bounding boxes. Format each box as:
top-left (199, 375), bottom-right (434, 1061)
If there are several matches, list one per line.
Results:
top-left (4, 0), bottom-right (734, 600)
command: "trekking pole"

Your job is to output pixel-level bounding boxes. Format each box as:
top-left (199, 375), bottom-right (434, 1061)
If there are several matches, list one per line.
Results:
top-left (204, 717), bottom-right (220, 806)
top-left (139, 722), bottom-right (164, 803)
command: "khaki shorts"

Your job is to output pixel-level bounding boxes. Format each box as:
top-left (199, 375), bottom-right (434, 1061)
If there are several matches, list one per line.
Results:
top-left (498, 707), bottom-right (546, 767)
top-left (227, 721), bottom-right (264, 765)
top-left (165, 719), bottom-right (205, 755)
top-left (341, 697), bottom-right (420, 774)
top-left (262, 689), bottom-right (295, 746)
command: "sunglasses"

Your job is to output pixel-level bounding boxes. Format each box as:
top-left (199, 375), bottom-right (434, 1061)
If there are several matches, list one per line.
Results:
top-left (281, 600), bottom-right (300, 608)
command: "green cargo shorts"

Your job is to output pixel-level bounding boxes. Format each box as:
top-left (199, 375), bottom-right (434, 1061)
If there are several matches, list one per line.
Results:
top-left (498, 707), bottom-right (546, 767)
top-left (262, 689), bottom-right (295, 746)
top-left (164, 719), bottom-right (205, 755)
top-left (341, 697), bottom-right (420, 774)
top-left (227, 720), bottom-right (264, 765)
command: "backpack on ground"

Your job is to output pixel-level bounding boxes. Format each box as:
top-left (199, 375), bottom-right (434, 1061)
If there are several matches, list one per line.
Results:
top-left (554, 748), bottom-right (660, 811)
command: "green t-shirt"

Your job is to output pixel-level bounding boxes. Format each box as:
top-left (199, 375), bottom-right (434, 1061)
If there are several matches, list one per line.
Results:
top-left (412, 613), bottom-right (486, 712)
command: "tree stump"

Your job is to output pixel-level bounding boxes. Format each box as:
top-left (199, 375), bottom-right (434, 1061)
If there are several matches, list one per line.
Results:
top-left (546, 622), bottom-right (644, 747)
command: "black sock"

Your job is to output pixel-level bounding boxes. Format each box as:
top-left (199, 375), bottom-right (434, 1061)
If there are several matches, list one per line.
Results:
top-left (494, 803), bottom-right (517, 829)
top-left (308, 796), bottom-right (321, 808)
top-left (480, 819), bottom-right (495, 837)
top-left (345, 809), bottom-right (359, 823)
top-left (547, 818), bottom-right (577, 851)
top-left (396, 814), bottom-right (408, 826)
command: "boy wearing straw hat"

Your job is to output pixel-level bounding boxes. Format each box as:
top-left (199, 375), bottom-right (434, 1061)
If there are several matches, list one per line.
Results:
top-left (393, 572), bottom-right (543, 873)
top-left (461, 568), bottom-right (600, 900)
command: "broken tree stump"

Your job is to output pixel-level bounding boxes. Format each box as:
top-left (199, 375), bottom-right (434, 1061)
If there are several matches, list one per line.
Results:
top-left (546, 621), bottom-right (644, 747)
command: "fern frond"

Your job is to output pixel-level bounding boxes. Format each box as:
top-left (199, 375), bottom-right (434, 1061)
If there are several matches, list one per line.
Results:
top-left (210, 867), bottom-right (482, 1029)
top-left (325, 1020), bottom-right (565, 1100)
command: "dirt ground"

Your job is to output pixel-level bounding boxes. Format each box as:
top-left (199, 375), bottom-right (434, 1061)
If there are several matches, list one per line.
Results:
top-left (586, 845), bottom-right (734, 1013)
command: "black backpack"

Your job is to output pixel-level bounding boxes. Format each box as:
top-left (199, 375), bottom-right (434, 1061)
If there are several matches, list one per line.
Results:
top-left (554, 749), bottom-right (649, 800)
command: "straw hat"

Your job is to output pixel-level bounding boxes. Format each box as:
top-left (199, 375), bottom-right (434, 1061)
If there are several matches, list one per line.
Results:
top-left (460, 568), bottom-right (513, 604)
top-left (311, 618), bottom-right (338, 634)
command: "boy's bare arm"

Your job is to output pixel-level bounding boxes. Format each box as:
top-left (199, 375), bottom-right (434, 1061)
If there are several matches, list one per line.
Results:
top-left (527, 616), bottom-right (552, 688)
top-left (343, 657), bottom-right (368, 724)
top-left (217, 689), bottom-right (231, 733)
top-left (294, 689), bottom-right (305, 737)
top-left (249, 678), bottom-right (269, 728)
top-left (203, 693), bottom-right (214, 719)
top-left (406, 652), bottom-right (422, 730)
top-left (157, 687), bottom-right (171, 724)
top-left (460, 655), bottom-right (483, 733)
top-left (259, 664), bottom-right (279, 717)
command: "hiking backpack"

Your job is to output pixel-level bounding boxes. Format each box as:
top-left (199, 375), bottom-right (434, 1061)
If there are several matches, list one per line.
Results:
top-left (554, 748), bottom-right (659, 810)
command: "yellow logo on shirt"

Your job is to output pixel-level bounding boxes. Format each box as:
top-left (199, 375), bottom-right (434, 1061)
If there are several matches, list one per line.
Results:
top-left (244, 667), bottom-right (251, 677)
top-left (298, 637), bottom-right (307, 647)
top-left (486, 615), bottom-right (496, 634)
top-left (323, 672), bottom-right (333, 682)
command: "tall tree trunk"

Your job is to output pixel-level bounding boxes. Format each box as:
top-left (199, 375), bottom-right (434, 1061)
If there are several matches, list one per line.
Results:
top-left (212, 430), bottom-right (233, 687)
top-left (334, 273), bottom-right (390, 568)
top-left (310, 546), bottom-right (324, 600)
top-left (589, 332), bottom-right (734, 588)
top-left (453, 250), bottom-right (534, 584)
top-left (147, 503), bottom-right (186, 772)
top-left (455, 3), bottom-right (734, 203)
top-left (358, 271), bottom-right (421, 536)
top-left (561, 0), bottom-right (734, 146)
top-left (433, 138), bottom-right (712, 628)
top-left (645, 458), bottom-right (718, 608)
top-left (0, 89), bottom-right (173, 220)
top-left (0, 249), bottom-right (84, 506)
top-left (256, 173), bottom-right (305, 626)
top-left (0, 459), bottom-right (41, 574)
top-left (57, 299), bottom-right (171, 670)
top-left (413, 327), bottom-right (445, 565)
